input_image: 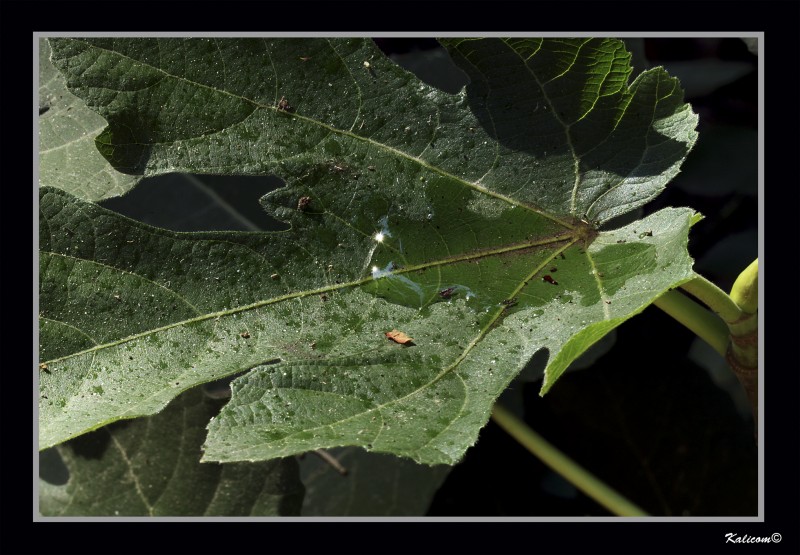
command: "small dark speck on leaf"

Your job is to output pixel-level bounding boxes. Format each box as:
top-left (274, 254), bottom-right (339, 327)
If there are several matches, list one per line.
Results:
top-left (543, 275), bottom-right (558, 285)
top-left (368, 165), bottom-right (376, 171)
top-left (271, 273), bottom-right (280, 280)
top-left (240, 332), bottom-right (251, 339)
top-left (277, 96), bottom-right (294, 113)
top-left (439, 287), bottom-right (456, 299)
top-left (320, 294), bottom-right (328, 301)
top-left (549, 267), bottom-right (557, 272)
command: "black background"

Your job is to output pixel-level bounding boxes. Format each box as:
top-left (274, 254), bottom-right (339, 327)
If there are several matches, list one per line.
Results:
top-left (3, 1), bottom-right (798, 554)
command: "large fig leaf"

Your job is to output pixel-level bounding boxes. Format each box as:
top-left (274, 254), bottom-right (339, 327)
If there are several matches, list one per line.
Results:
top-left (40, 37), bottom-right (698, 465)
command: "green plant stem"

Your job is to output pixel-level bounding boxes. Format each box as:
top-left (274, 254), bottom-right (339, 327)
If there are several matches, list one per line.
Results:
top-left (726, 259), bottom-right (759, 432)
top-left (653, 289), bottom-right (729, 357)
top-left (658, 265), bottom-right (759, 434)
top-left (729, 259), bottom-right (758, 314)
top-left (679, 274), bottom-right (743, 324)
top-left (491, 404), bottom-right (650, 517)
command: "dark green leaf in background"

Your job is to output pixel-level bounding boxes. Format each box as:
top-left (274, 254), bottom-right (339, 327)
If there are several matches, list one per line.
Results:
top-left (39, 388), bottom-right (304, 516)
top-left (299, 447), bottom-right (451, 516)
top-left (40, 37), bottom-right (699, 466)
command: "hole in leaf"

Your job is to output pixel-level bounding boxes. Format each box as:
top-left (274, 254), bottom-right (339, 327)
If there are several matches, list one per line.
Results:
top-left (39, 448), bottom-right (69, 485)
top-left (100, 174), bottom-right (288, 232)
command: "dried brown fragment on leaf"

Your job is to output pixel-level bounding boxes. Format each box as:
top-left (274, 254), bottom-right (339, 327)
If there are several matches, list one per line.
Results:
top-left (240, 331), bottom-right (251, 339)
top-left (385, 329), bottom-right (415, 345)
top-left (297, 196), bottom-right (311, 211)
top-left (39, 363), bottom-right (50, 373)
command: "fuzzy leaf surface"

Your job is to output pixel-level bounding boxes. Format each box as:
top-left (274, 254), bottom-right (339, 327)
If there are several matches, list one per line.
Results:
top-left (38, 39), bottom-right (140, 200)
top-left (40, 38), bottom-right (698, 464)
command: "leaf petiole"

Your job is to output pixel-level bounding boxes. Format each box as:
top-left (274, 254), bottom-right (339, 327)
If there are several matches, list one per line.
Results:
top-left (655, 263), bottom-right (759, 430)
top-left (679, 273), bottom-right (743, 324)
top-left (491, 404), bottom-right (650, 517)
top-left (653, 289), bottom-right (730, 357)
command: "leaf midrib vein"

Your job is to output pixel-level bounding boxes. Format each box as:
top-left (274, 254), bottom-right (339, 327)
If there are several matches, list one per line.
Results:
top-left (42, 231), bottom-right (576, 365)
top-left (498, 38), bottom-right (585, 218)
top-left (218, 237), bottom-right (579, 461)
top-left (61, 38), bottom-right (575, 230)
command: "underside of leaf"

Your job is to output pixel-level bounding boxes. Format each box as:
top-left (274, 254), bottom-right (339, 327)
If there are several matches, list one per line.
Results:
top-left (39, 37), bottom-right (698, 465)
